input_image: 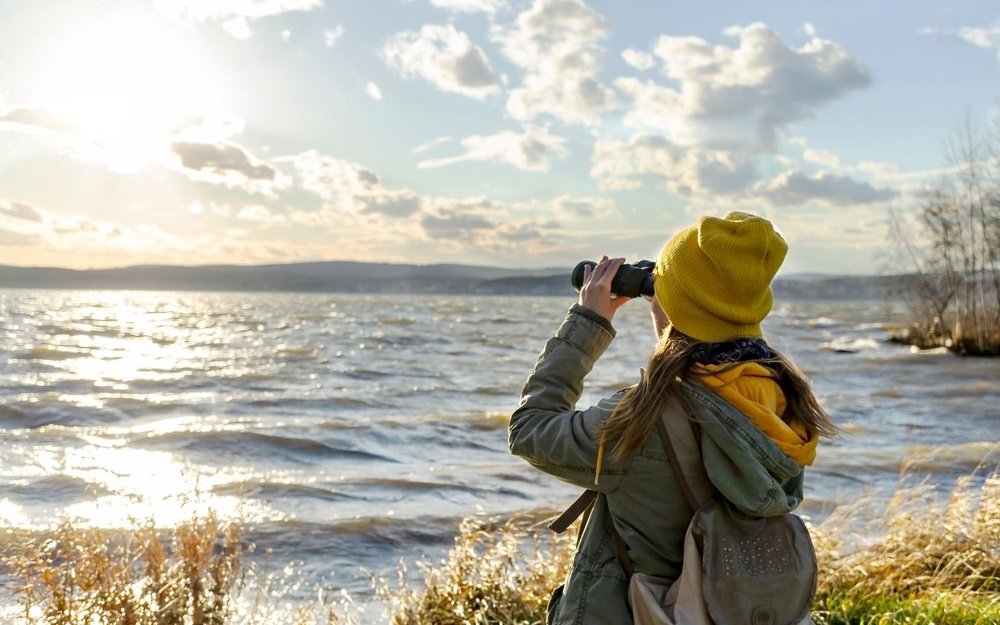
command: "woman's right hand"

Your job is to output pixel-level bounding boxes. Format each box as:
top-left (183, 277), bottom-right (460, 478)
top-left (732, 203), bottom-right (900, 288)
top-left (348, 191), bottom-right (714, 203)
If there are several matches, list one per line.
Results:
top-left (579, 255), bottom-right (632, 323)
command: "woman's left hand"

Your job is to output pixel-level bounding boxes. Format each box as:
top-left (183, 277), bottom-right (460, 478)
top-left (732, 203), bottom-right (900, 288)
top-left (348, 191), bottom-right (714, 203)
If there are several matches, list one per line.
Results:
top-left (579, 256), bottom-right (633, 323)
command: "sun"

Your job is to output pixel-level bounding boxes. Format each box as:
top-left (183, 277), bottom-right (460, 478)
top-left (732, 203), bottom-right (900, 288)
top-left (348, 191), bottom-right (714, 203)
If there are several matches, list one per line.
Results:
top-left (34, 14), bottom-right (223, 171)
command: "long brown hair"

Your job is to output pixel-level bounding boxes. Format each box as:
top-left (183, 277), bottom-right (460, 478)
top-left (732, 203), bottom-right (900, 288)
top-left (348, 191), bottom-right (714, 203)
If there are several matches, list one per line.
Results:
top-left (600, 329), bottom-right (839, 461)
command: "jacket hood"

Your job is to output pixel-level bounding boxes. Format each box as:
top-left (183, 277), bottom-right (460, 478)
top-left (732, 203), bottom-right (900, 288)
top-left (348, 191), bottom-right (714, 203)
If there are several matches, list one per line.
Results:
top-left (693, 362), bottom-right (817, 466)
top-left (681, 378), bottom-right (805, 517)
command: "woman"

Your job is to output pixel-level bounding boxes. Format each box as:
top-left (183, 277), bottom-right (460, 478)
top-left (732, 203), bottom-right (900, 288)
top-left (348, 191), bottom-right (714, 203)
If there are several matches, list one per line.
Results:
top-left (509, 211), bottom-right (837, 625)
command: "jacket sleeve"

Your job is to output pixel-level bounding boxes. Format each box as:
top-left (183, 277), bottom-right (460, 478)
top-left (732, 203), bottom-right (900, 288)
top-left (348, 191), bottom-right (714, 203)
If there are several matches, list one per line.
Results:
top-left (509, 304), bottom-right (631, 493)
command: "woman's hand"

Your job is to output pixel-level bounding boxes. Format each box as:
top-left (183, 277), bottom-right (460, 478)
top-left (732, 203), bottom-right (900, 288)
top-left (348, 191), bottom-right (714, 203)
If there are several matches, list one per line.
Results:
top-left (579, 255), bottom-right (633, 323)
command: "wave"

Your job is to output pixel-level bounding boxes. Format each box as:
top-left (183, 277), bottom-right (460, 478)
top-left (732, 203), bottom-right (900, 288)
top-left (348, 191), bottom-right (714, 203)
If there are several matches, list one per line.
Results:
top-left (12, 347), bottom-right (90, 361)
top-left (818, 441), bottom-right (999, 475)
top-left (133, 430), bottom-right (396, 463)
top-left (5, 475), bottom-right (109, 502)
top-left (276, 345), bottom-right (320, 360)
top-left (35, 324), bottom-right (121, 339)
top-left (0, 402), bottom-right (121, 429)
top-left (212, 481), bottom-right (366, 501)
top-left (819, 337), bottom-right (881, 353)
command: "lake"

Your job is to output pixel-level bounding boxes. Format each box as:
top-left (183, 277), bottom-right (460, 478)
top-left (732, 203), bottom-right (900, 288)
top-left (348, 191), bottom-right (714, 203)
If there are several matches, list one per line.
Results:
top-left (0, 290), bottom-right (996, 614)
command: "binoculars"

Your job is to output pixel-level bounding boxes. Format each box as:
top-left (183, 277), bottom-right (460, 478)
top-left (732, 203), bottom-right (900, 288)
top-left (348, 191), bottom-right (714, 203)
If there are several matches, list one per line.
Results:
top-left (571, 260), bottom-right (656, 299)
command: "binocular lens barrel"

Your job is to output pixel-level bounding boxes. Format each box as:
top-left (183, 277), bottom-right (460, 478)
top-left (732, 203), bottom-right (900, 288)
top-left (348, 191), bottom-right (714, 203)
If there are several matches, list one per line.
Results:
top-left (571, 260), bottom-right (655, 299)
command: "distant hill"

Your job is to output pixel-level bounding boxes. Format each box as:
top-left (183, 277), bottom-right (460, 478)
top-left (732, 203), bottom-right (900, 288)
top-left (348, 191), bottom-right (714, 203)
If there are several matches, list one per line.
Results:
top-left (0, 261), bottom-right (909, 299)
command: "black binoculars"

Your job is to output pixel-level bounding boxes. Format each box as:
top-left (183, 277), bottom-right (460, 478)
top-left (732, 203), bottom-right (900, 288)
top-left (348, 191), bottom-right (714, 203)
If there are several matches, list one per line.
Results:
top-left (571, 260), bottom-right (656, 299)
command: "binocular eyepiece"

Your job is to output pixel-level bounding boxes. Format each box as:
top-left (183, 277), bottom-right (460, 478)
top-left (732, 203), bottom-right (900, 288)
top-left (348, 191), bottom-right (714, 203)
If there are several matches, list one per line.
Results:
top-left (571, 259), bottom-right (656, 299)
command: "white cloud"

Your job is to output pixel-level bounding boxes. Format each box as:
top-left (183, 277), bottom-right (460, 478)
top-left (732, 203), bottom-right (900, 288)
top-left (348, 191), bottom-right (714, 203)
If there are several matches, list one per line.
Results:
top-left (803, 22), bottom-right (816, 37)
top-left (152, 0), bottom-right (322, 38)
top-left (366, 82), bottom-right (383, 101)
top-left (384, 24), bottom-right (500, 99)
top-left (0, 198), bottom-right (203, 265)
top-left (802, 148), bottom-right (843, 169)
top-left (0, 106), bottom-right (77, 134)
top-left (293, 151), bottom-right (381, 203)
top-left (171, 114), bottom-right (246, 143)
top-left (291, 151), bottom-right (421, 217)
top-left (324, 25), bottom-right (345, 47)
top-left (957, 27), bottom-right (1000, 58)
top-left (428, 0), bottom-right (506, 13)
top-left (190, 201), bottom-right (287, 225)
top-left (0, 200), bottom-right (43, 223)
top-left (290, 150), bottom-right (565, 253)
top-left (493, 0), bottom-right (616, 125)
top-left (591, 135), bottom-right (758, 196)
top-left (417, 127), bottom-right (568, 171)
top-left (170, 141), bottom-right (291, 195)
top-left (755, 170), bottom-right (897, 206)
top-left (412, 135), bottom-right (454, 154)
top-left (622, 48), bottom-right (655, 71)
top-left (517, 194), bottom-right (616, 219)
top-left (617, 22), bottom-right (870, 149)
top-left (281, 29), bottom-right (292, 42)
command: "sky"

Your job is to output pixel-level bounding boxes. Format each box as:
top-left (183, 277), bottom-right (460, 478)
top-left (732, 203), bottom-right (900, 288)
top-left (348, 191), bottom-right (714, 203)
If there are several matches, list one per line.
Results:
top-left (0, 0), bottom-right (997, 274)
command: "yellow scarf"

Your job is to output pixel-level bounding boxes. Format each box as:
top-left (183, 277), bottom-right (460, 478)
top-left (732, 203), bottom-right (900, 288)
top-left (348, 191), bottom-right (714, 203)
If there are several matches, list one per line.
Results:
top-left (692, 362), bottom-right (817, 466)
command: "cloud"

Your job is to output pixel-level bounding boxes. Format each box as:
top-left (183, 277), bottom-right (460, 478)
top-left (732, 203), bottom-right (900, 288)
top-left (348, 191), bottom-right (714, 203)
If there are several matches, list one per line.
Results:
top-left (384, 24), bottom-right (501, 99)
top-left (417, 127), bottom-right (568, 171)
top-left (420, 197), bottom-right (558, 248)
top-left (189, 201), bottom-right (288, 225)
top-left (802, 148), bottom-right (843, 169)
top-left (293, 151), bottom-right (380, 202)
top-left (291, 150), bottom-right (563, 253)
top-left (412, 135), bottom-right (454, 154)
top-left (367, 82), bottom-right (383, 101)
top-left (510, 194), bottom-right (616, 219)
top-left (591, 134), bottom-right (758, 195)
top-left (292, 150), bottom-right (421, 216)
top-left (622, 48), bottom-right (655, 70)
top-left (0, 200), bottom-right (44, 223)
top-left (617, 22), bottom-right (870, 148)
top-left (493, 0), bottom-right (616, 125)
top-left (0, 106), bottom-right (77, 134)
top-left (756, 170), bottom-right (897, 206)
top-left (0, 228), bottom-right (40, 246)
top-left (171, 141), bottom-right (289, 195)
top-left (428, 0), bottom-right (506, 13)
top-left (550, 194), bottom-right (616, 218)
top-left (364, 192), bottom-right (423, 217)
top-left (421, 212), bottom-right (495, 238)
top-left (957, 27), bottom-right (1000, 58)
top-left (324, 25), bottom-right (345, 47)
top-left (152, 0), bottom-right (322, 39)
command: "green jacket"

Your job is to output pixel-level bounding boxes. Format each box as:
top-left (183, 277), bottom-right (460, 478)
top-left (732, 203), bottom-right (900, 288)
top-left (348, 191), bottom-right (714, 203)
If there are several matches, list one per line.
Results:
top-left (510, 306), bottom-right (806, 625)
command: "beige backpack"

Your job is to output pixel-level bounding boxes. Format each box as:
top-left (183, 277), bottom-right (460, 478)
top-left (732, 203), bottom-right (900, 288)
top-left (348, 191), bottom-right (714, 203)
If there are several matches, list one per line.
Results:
top-left (551, 404), bottom-right (817, 625)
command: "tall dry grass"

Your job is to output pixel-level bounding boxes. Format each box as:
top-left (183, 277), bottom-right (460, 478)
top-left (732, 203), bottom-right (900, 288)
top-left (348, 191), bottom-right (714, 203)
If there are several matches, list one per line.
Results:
top-left (375, 516), bottom-right (575, 625)
top-left (2, 467), bottom-right (997, 625)
top-left (389, 467), bottom-right (999, 625)
top-left (1, 513), bottom-right (356, 625)
top-left (809, 467), bottom-right (999, 624)
top-left (4, 514), bottom-right (241, 625)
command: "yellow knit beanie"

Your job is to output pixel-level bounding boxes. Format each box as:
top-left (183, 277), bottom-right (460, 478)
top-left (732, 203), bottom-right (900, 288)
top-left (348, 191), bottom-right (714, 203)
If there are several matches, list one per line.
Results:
top-left (653, 211), bottom-right (787, 343)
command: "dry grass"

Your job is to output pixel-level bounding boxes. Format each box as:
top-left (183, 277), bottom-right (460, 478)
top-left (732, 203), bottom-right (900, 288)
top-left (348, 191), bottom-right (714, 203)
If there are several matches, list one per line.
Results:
top-left (2, 467), bottom-right (997, 625)
top-left (376, 516), bottom-right (575, 625)
top-left (810, 467), bottom-right (999, 624)
top-left (388, 468), bottom-right (999, 625)
top-left (1, 514), bottom-right (357, 625)
top-left (4, 514), bottom-right (242, 625)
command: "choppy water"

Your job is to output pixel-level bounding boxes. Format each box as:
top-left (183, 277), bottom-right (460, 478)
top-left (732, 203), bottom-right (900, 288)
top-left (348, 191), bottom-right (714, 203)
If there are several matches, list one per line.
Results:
top-left (0, 289), bottom-right (997, 607)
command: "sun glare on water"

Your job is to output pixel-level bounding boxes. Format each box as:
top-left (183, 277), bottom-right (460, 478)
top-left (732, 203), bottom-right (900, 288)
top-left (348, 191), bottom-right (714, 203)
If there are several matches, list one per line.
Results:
top-left (34, 15), bottom-right (222, 171)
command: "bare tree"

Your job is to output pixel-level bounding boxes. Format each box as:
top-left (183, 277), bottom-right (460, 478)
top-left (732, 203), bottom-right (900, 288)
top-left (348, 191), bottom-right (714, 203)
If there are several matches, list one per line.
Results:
top-left (887, 112), bottom-right (1000, 356)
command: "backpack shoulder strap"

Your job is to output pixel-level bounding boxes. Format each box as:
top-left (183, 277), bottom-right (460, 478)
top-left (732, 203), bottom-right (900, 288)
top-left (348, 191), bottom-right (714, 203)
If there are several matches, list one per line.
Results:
top-left (656, 395), bottom-right (716, 511)
top-left (547, 489), bottom-right (597, 534)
